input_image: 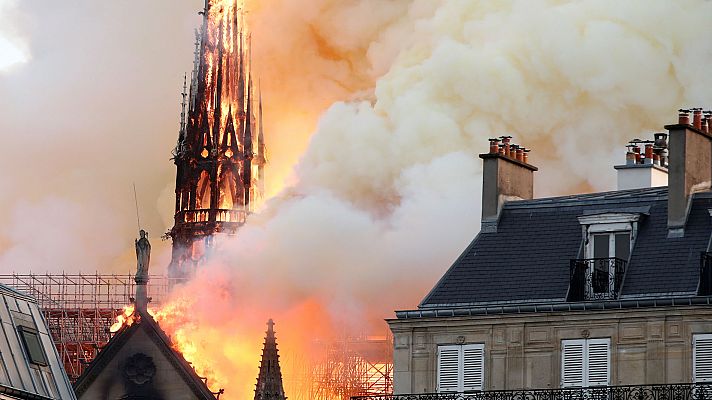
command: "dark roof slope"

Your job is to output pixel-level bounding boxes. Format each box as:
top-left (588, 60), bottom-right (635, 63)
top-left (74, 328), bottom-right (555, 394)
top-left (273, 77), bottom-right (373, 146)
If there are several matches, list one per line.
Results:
top-left (420, 187), bottom-right (712, 308)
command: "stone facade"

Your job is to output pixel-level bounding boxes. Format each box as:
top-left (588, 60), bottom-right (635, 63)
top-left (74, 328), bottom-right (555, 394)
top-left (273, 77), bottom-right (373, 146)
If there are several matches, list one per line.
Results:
top-left (390, 306), bottom-right (712, 394)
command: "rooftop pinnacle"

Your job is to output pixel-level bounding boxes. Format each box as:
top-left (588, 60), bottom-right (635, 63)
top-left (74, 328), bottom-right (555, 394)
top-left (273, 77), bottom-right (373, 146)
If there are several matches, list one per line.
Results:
top-left (254, 319), bottom-right (287, 400)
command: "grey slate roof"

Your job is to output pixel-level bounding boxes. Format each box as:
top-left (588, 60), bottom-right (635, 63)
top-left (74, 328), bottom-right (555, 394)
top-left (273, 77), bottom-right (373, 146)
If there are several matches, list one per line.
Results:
top-left (0, 284), bottom-right (76, 399)
top-left (419, 187), bottom-right (712, 309)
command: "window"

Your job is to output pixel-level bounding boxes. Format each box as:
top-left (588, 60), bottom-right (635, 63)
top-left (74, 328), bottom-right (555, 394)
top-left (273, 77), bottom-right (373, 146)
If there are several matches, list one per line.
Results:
top-left (694, 334), bottom-right (712, 383)
top-left (18, 327), bottom-right (48, 366)
top-left (561, 338), bottom-right (609, 387)
top-left (437, 344), bottom-right (484, 393)
top-left (576, 213), bottom-right (640, 300)
top-left (589, 232), bottom-right (630, 295)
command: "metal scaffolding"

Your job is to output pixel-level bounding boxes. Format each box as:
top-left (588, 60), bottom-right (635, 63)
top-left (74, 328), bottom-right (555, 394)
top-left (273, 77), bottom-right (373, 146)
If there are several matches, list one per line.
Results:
top-left (0, 273), bottom-right (394, 397)
top-left (0, 273), bottom-right (173, 380)
top-left (284, 334), bottom-right (394, 400)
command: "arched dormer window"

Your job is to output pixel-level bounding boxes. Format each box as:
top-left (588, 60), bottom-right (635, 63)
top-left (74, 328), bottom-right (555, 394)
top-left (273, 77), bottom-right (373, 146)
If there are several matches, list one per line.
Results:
top-left (569, 212), bottom-right (643, 301)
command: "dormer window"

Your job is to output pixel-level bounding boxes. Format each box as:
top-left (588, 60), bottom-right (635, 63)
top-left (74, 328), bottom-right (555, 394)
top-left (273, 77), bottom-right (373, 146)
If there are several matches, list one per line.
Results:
top-left (569, 213), bottom-right (641, 301)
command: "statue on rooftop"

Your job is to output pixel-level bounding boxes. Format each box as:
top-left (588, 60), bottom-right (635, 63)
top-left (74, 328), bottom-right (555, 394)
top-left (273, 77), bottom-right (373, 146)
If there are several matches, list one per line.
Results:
top-left (135, 230), bottom-right (151, 283)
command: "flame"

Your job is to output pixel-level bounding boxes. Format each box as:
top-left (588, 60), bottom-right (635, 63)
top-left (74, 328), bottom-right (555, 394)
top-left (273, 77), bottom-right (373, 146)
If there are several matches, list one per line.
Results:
top-left (109, 304), bottom-right (137, 333)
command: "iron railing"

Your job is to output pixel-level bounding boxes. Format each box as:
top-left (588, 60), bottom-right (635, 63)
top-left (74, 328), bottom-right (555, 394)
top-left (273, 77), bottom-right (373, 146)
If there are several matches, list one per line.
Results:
top-left (352, 383), bottom-right (712, 400)
top-left (568, 258), bottom-right (626, 301)
top-left (700, 252), bottom-right (712, 296)
top-left (176, 208), bottom-right (247, 224)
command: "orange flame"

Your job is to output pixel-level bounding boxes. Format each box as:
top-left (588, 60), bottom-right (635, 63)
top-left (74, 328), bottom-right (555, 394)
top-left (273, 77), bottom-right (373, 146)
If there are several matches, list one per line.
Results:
top-left (109, 304), bottom-right (137, 333)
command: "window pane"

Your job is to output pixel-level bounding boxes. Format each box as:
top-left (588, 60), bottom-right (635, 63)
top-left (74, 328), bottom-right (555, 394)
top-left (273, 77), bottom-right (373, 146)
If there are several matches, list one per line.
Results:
top-left (19, 329), bottom-right (47, 366)
top-left (593, 234), bottom-right (609, 259)
top-left (614, 233), bottom-right (631, 261)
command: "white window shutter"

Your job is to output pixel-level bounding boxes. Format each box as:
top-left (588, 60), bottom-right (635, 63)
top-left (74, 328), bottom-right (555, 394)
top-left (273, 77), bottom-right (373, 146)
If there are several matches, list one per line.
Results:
top-left (562, 339), bottom-right (585, 387)
top-left (437, 345), bottom-right (461, 392)
top-left (586, 339), bottom-right (610, 386)
top-left (694, 334), bottom-right (712, 383)
top-left (462, 344), bottom-right (484, 391)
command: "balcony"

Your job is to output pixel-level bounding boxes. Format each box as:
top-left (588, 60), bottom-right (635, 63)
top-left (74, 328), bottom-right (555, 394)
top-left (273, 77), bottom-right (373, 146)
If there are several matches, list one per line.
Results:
top-left (568, 258), bottom-right (626, 301)
top-left (175, 209), bottom-right (247, 224)
top-left (352, 383), bottom-right (712, 400)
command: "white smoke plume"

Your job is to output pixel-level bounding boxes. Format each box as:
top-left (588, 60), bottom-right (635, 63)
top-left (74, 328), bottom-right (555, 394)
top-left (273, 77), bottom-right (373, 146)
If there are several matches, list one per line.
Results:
top-left (0, 0), bottom-right (30, 73)
top-left (155, 0), bottom-right (712, 399)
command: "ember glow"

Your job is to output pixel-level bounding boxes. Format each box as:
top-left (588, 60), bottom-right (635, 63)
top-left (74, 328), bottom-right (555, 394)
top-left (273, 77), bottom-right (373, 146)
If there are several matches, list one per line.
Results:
top-left (109, 304), bottom-right (137, 333)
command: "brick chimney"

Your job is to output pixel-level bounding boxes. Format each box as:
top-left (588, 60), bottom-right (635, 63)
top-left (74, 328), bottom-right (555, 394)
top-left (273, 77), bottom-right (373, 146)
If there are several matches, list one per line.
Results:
top-left (666, 108), bottom-right (712, 236)
top-left (614, 135), bottom-right (669, 190)
top-left (479, 137), bottom-right (537, 232)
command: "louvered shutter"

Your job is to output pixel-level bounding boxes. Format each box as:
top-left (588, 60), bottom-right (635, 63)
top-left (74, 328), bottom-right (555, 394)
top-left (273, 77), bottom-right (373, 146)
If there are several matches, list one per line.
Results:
top-left (437, 345), bottom-right (461, 392)
top-left (586, 339), bottom-right (610, 386)
top-left (462, 344), bottom-right (484, 391)
top-left (562, 339), bottom-right (585, 387)
top-left (694, 334), bottom-right (712, 383)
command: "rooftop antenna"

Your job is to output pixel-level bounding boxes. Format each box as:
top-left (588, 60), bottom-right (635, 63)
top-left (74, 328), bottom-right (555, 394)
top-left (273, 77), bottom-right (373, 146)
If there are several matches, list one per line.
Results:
top-left (133, 182), bottom-right (141, 231)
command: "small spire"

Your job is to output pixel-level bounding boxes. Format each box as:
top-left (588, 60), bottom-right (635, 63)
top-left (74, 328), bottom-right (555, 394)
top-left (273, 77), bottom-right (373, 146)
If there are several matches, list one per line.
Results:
top-left (180, 74), bottom-right (188, 139)
top-left (190, 29), bottom-right (201, 110)
top-left (253, 319), bottom-right (286, 400)
top-left (243, 78), bottom-right (253, 208)
top-left (258, 83), bottom-right (266, 161)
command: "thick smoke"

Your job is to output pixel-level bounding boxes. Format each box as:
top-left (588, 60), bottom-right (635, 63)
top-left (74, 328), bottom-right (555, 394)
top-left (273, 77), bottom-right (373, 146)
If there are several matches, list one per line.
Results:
top-left (154, 0), bottom-right (712, 399)
top-left (0, 0), bottom-right (29, 72)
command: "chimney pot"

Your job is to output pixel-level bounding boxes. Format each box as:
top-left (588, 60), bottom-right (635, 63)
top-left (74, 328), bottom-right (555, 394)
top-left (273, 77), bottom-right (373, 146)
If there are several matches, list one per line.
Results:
top-left (488, 138), bottom-right (500, 154)
top-left (626, 151), bottom-right (636, 165)
top-left (522, 148), bottom-right (530, 164)
top-left (500, 136), bottom-right (512, 155)
top-left (509, 144), bottom-right (519, 159)
top-left (693, 108), bottom-right (703, 130)
top-left (679, 109), bottom-right (691, 125)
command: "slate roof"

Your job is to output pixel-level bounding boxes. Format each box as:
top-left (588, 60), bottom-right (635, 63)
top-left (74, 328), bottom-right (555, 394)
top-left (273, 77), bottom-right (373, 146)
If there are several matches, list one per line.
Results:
top-left (0, 284), bottom-right (76, 399)
top-left (419, 187), bottom-right (712, 309)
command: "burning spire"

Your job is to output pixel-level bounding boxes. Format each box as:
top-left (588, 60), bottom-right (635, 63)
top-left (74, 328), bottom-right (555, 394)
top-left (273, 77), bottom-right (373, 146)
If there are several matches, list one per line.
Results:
top-left (168, 0), bottom-right (266, 281)
top-left (254, 319), bottom-right (287, 400)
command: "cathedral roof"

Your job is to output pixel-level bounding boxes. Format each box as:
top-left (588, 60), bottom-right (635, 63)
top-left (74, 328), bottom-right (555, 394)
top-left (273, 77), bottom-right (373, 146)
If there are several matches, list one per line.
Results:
top-left (74, 308), bottom-right (217, 399)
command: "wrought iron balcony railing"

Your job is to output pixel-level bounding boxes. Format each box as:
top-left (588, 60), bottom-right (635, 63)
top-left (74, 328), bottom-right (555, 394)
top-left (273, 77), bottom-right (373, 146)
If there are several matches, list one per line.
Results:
top-left (700, 252), bottom-right (712, 296)
top-left (568, 257), bottom-right (626, 301)
top-left (352, 383), bottom-right (712, 400)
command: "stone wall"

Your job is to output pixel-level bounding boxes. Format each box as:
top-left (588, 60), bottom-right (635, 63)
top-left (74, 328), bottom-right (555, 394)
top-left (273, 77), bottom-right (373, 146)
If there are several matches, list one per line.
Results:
top-left (389, 306), bottom-right (712, 394)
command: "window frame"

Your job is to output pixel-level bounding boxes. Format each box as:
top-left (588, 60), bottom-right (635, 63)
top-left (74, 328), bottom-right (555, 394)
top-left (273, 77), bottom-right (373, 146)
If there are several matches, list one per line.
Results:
top-left (437, 343), bottom-right (485, 393)
top-left (561, 338), bottom-right (610, 388)
top-left (578, 213), bottom-right (640, 299)
top-left (17, 326), bottom-right (48, 367)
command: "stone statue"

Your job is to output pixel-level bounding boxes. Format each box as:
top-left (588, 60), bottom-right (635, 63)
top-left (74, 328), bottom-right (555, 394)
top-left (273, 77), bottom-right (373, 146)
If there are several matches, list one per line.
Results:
top-left (135, 230), bottom-right (151, 283)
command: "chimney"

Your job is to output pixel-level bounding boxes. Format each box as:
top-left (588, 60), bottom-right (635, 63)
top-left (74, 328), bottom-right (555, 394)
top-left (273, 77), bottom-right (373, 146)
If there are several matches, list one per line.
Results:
top-left (614, 136), bottom-right (668, 190)
top-left (666, 108), bottom-right (712, 236)
top-left (480, 136), bottom-right (537, 232)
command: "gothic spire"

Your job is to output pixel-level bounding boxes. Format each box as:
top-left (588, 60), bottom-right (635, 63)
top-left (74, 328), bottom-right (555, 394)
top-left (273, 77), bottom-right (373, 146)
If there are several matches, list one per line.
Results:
top-left (243, 77), bottom-right (253, 208)
top-left (254, 319), bottom-right (287, 400)
top-left (179, 74), bottom-right (188, 141)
